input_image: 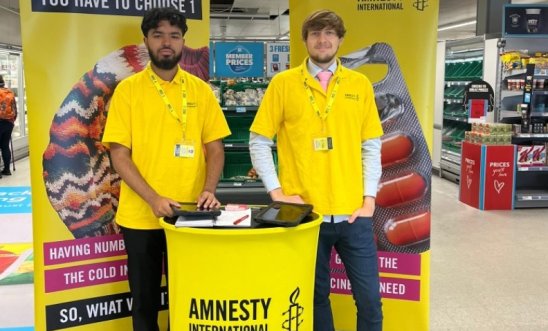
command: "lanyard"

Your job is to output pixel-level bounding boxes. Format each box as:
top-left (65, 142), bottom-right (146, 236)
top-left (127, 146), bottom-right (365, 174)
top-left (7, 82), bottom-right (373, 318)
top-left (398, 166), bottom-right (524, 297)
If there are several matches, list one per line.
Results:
top-left (302, 68), bottom-right (341, 122)
top-left (147, 65), bottom-right (188, 138)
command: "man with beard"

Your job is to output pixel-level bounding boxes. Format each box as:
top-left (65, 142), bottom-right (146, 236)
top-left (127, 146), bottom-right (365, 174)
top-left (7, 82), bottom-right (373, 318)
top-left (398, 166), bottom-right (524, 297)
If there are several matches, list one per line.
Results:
top-left (249, 9), bottom-right (383, 331)
top-left (102, 7), bottom-right (230, 331)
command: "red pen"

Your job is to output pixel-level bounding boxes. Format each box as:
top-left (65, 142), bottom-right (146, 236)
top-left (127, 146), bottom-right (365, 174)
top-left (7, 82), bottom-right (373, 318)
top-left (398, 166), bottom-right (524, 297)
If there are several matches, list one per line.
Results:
top-left (233, 214), bottom-right (249, 225)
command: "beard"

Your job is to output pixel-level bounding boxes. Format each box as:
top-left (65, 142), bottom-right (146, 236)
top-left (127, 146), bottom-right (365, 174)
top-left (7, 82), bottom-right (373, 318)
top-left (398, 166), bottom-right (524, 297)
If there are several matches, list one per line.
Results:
top-left (148, 48), bottom-right (182, 70)
top-left (308, 45), bottom-right (339, 66)
top-left (309, 53), bottom-right (337, 65)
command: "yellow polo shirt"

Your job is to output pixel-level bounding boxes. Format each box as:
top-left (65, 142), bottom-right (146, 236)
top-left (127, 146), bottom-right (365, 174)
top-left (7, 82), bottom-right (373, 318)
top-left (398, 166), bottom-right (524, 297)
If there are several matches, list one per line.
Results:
top-left (250, 58), bottom-right (383, 215)
top-left (103, 65), bottom-right (230, 229)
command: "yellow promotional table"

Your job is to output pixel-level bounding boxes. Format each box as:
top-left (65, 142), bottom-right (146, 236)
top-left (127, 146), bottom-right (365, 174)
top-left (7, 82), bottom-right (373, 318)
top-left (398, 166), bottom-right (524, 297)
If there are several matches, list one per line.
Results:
top-left (160, 215), bottom-right (322, 331)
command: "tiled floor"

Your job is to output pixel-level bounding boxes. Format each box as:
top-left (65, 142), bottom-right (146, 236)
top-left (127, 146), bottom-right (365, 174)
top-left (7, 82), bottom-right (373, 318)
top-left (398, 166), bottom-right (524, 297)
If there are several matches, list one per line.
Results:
top-left (0, 157), bottom-right (33, 330)
top-left (1, 157), bottom-right (547, 330)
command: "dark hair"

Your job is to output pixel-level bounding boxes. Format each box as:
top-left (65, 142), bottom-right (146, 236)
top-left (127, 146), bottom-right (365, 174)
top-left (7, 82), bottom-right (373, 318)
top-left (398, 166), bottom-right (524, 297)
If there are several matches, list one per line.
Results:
top-left (141, 7), bottom-right (188, 37)
top-left (0, 75), bottom-right (4, 88)
top-left (301, 10), bottom-right (346, 41)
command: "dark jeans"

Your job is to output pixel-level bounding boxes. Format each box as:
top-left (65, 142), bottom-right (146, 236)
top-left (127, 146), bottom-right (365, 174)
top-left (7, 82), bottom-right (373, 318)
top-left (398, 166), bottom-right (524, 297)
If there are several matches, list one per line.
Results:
top-left (121, 226), bottom-right (168, 331)
top-left (0, 120), bottom-right (13, 170)
top-left (314, 217), bottom-right (383, 331)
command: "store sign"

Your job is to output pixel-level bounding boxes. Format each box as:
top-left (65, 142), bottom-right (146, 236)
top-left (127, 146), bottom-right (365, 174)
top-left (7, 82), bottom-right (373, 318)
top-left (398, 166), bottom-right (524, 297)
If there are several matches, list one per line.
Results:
top-left (464, 80), bottom-right (494, 124)
top-left (460, 142), bottom-right (516, 210)
top-left (459, 142), bottom-right (482, 209)
top-left (266, 42), bottom-right (290, 77)
top-left (503, 4), bottom-right (548, 37)
top-left (31, 0), bottom-right (203, 19)
top-left (482, 145), bottom-right (516, 210)
top-left (214, 42), bottom-right (264, 77)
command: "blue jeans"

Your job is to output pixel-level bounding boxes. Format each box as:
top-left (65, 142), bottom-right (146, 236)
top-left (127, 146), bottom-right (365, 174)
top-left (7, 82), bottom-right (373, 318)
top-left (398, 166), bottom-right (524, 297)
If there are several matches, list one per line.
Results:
top-left (314, 217), bottom-right (383, 331)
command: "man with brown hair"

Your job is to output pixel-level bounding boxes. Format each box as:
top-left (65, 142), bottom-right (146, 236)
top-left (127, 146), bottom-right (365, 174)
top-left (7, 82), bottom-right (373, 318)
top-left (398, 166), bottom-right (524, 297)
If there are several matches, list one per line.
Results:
top-left (250, 9), bottom-right (383, 331)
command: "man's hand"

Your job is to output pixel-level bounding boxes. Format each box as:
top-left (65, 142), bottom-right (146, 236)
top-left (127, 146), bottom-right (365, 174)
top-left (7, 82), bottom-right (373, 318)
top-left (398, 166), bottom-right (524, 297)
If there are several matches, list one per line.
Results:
top-left (269, 188), bottom-right (305, 204)
top-left (197, 191), bottom-right (221, 209)
top-left (149, 196), bottom-right (180, 218)
top-left (348, 196), bottom-right (376, 223)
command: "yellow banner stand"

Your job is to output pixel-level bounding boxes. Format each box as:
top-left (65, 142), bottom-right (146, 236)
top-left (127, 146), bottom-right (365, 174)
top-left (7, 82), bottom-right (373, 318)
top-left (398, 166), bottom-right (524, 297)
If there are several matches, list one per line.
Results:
top-left (160, 217), bottom-right (322, 331)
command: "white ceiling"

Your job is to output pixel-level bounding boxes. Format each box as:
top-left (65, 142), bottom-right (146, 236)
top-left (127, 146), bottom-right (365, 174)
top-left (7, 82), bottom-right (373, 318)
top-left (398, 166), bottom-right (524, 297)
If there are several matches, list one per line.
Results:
top-left (2, 0), bottom-right (548, 43)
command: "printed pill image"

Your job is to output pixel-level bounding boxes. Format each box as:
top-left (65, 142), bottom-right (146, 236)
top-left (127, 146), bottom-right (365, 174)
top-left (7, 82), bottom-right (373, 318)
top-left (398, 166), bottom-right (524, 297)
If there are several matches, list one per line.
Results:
top-left (376, 172), bottom-right (427, 208)
top-left (375, 93), bottom-right (403, 124)
top-left (342, 43), bottom-right (432, 253)
top-left (383, 211), bottom-right (430, 246)
top-left (381, 132), bottom-right (415, 168)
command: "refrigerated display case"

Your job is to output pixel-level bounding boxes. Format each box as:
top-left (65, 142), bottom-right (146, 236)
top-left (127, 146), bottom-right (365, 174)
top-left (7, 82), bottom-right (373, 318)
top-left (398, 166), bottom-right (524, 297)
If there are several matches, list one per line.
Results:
top-left (0, 47), bottom-right (28, 162)
top-left (438, 38), bottom-right (485, 184)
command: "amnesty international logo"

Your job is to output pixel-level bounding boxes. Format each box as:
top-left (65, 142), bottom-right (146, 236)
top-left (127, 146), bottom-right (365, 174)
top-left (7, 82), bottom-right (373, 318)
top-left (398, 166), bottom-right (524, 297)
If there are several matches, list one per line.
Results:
top-left (413, 0), bottom-right (429, 11)
top-left (282, 287), bottom-right (304, 330)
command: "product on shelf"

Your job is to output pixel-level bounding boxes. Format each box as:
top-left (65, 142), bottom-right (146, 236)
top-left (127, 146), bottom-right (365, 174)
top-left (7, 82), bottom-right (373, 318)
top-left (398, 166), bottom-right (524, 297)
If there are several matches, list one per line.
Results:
top-left (209, 81), bottom-right (222, 104)
top-left (517, 145), bottom-right (547, 167)
top-left (221, 79), bottom-right (268, 107)
top-left (464, 123), bottom-right (513, 145)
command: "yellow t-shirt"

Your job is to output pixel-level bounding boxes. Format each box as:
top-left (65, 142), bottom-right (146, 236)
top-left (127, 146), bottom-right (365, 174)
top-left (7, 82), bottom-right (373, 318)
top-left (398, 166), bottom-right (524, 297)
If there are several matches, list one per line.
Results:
top-left (102, 65), bottom-right (230, 229)
top-left (250, 58), bottom-right (383, 216)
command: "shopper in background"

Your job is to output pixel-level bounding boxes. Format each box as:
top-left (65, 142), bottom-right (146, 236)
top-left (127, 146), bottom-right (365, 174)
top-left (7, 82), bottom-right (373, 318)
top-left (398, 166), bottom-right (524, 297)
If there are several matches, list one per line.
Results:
top-left (102, 7), bottom-right (230, 331)
top-left (0, 74), bottom-right (17, 177)
top-left (249, 9), bottom-right (383, 331)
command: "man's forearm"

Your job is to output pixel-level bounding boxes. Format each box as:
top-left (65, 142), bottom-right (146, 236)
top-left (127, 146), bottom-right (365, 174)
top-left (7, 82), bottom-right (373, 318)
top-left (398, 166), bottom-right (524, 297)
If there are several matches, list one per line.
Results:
top-left (203, 140), bottom-right (224, 193)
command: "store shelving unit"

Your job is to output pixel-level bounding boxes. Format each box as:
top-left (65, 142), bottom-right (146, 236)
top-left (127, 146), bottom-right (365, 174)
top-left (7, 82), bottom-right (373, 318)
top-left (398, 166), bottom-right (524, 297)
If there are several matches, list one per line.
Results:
top-left (212, 80), bottom-right (274, 205)
top-left (512, 133), bottom-right (548, 208)
top-left (439, 39), bottom-right (485, 184)
top-left (495, 34), bottom-right (548, 208)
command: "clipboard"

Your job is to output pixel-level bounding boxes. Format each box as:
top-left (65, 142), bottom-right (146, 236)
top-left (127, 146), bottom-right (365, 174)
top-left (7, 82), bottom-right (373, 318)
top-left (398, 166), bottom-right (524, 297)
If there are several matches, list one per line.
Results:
top-left (254, 202), bottom-right (313, 227)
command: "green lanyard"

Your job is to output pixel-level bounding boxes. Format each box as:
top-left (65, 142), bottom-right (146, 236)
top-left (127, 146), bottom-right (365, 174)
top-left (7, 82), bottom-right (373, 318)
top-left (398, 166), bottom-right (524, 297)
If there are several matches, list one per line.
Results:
top-left (302, 68), bottom-right (341, 123)
top-left (147, 64), bottom-right (188, 139)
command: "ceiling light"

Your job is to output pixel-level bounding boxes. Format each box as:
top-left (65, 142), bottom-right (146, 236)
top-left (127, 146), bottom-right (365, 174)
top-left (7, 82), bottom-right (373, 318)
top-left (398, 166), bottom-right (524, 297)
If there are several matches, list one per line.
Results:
top-left (437, 20), bottom-right (477, 32)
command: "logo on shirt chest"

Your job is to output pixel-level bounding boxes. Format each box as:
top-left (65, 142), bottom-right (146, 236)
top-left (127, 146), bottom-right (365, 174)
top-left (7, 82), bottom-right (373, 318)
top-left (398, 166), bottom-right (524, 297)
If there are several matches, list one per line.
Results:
top-left (187, 102), bottom-right (197, 108)
top-left (344, 93), bottom-right (360, 102)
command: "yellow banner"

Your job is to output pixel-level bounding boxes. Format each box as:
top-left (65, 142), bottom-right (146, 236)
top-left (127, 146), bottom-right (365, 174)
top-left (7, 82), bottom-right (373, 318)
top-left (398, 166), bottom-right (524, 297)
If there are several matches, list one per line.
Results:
top-left (20, 1), bottom-right (210, 329)
top-left (289, 1), bottom-right (438, 330)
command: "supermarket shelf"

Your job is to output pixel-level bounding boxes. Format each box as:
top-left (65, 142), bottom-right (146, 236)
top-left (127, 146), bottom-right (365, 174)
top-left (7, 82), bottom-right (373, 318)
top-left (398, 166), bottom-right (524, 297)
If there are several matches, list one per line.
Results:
top-left (443, 115), bottom-right (468, 122)
top-left (444, 98), bottom-right (464, 103)
top-left (513, 133), bottom-right (548, 137)
top-left (517, 166), bottom-right (548, 172)
top-left (531, 112), bottom-right (548, 117)
top-left (500, 90), bottom-right (523, 97)
top-left (440, 159), bottom-right (460, 184)
top-left (217, 181), bottom-right (271, 205)
top-left (502, 68), bottom-right (526, 78)
top-left (512, 134), bottom-right (548, 144)
top-left (222, 106), bottom-right (259, 113)
top-left (445, 81), bottom-right (472, 86)
top-left (441, 147), bottom-right (462, 159)
top-left (515, 189), bottom-right (548, 208)
top-left (223, 143), bottom-right (277, 151)
top-left (534, 68), bottom-right (548, 76)
top-left (223, 143), bottom-right (249, 151)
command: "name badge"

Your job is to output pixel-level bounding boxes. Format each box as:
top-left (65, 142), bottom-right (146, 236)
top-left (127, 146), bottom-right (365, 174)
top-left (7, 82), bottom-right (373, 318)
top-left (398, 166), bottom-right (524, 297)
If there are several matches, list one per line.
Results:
top-left (313, 137), bottom-right (333, 151)
top-left (174, 142), bottom-right (195, 158)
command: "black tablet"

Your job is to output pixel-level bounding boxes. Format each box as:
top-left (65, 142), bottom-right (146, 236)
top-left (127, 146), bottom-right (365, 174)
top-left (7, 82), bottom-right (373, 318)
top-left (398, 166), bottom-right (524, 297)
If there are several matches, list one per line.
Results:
top-left (254, 202), bottom-right (313, 227)
top-left (171, 202), bottom-right (221, 217)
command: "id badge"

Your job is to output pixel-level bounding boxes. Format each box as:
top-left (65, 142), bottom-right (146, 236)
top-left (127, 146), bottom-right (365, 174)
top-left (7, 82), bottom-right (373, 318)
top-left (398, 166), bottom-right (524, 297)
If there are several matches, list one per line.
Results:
top-left (313, 137), bottom-right (333, 151)
top-left (174, 140), bottom-right (195, 158)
